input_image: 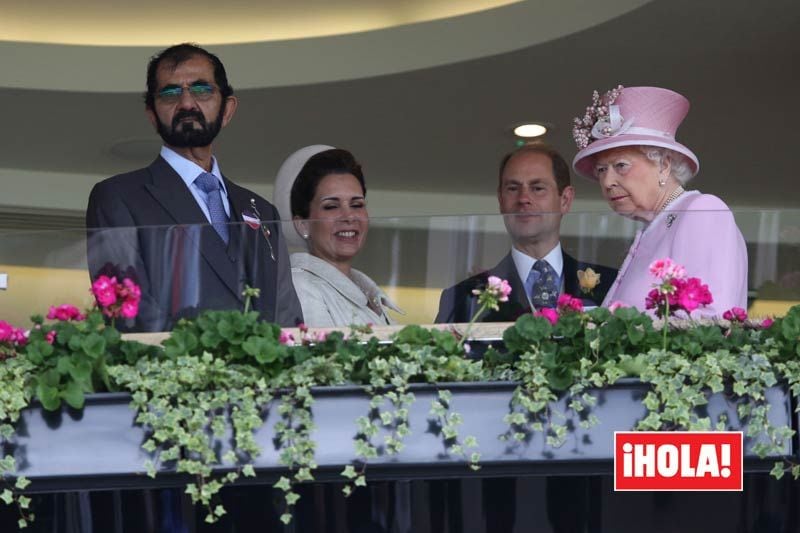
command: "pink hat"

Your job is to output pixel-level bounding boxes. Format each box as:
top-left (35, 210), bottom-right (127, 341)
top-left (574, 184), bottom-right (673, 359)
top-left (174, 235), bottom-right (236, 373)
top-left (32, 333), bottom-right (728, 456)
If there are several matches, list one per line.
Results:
top-left (571, 86), bottom-right (699, 180)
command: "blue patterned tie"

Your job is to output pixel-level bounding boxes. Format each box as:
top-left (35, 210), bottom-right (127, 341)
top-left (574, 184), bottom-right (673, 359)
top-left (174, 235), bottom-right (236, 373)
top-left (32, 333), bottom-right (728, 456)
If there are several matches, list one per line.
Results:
top-left (194, 172), bottom-right (229, 244)
top-left (529, 260), bottom-right (559, 309)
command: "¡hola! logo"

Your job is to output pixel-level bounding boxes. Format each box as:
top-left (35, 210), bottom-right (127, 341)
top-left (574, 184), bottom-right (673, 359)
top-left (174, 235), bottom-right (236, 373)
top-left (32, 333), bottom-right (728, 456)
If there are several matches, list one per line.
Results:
top-left (614, 431), bottom-right (743, 491)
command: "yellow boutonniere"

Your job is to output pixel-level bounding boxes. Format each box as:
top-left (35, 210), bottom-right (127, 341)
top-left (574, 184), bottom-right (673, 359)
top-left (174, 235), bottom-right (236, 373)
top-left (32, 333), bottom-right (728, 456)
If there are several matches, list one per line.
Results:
top-left (577, 268), bottom-right (601, 295)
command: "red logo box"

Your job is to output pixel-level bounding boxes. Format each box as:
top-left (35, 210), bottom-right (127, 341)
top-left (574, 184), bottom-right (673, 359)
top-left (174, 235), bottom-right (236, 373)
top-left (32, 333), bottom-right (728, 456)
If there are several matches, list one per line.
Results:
top-left (614, 431), bottom-right (743, 491)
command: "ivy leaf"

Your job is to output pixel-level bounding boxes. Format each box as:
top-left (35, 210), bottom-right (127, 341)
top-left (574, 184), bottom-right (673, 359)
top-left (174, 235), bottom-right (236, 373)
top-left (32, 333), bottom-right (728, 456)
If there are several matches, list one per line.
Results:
top-left (770, 461), bottom-right (786, 480)
top-left (341, 465), bottom-right (357, 479)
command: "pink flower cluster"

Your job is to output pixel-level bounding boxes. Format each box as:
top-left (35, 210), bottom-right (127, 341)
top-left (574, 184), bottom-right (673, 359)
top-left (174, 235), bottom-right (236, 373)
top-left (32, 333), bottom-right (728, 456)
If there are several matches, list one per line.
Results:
top-left (290, 323), bottom-right (328, 344)
top-left (608, 301), bottom-right (630, 312)
top-left (649, 258), bottom-right (686, 280)
top-left (279, 329), bottom-right (296, 346)
top-left (0, 320), bottom-right (28, 346)
top-left (645, 258), bottom-right (713, 316)
top-left (533, 294), bottom-right (585, 325)
top-left (473, 276), bottom-right (512, 303)
top-left (722, 307), bottom-right (748, 322)
top-left (47, 304), bottom-right (85, 322)
top-left (91, 276), bottom-right (142, 319)
top-left (722, 307), bottom-right (774, 329)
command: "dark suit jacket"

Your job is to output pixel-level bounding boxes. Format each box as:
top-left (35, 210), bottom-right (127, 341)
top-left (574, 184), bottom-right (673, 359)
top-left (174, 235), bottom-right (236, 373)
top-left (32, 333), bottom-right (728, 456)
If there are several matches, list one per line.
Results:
top-left (85, 156), bottom-right (303, 332)
top-left (435, 250), bottom-right (617, 323)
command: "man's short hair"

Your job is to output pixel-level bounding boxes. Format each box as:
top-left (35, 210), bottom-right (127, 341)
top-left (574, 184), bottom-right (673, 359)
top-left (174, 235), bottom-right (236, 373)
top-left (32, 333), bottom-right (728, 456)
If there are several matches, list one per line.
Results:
top-left (497, 143), bottom-right (572, 194)
top-left (144, 43), bottom-right (234, 110)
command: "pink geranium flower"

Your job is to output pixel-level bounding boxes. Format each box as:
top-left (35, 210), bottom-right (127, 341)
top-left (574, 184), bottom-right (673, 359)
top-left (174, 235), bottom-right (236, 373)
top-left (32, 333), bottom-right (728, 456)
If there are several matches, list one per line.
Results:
top-left (676, 277), bottom-right (713, 312)
top-left (649, 258), bottom-right (686, 281)
top-left (608, 301), bottom-right (629, 312)
top-left (120, 300), bottom-right (139, 319)
top-left (91, 276), bottom-right (142, 320)
top-left (534, 308), bottom-right (559, 325)
top-left (0, 320), bottom-right (12, 343)
top-left (279, 330), bottom-right (295, 346)
top-left (47, 304), bottom-right (85, 322)
top-left (722, 307), bottom-right (748, 322)
top-left (557, 294), bottom-right (584, 313)
top-left (45, 330), bottom-right (57, 345)
top-left (486, 275), bottom-right (512, 303)
top-left (91, 275), bottom-right (118, 307)
top-left (761, 317), bottom-right (774, 328)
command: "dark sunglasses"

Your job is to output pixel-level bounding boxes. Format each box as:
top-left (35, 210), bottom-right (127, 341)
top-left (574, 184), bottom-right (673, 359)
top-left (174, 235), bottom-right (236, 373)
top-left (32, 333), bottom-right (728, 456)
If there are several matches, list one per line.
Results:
top-left (156, 82), bottom-right (216, 103)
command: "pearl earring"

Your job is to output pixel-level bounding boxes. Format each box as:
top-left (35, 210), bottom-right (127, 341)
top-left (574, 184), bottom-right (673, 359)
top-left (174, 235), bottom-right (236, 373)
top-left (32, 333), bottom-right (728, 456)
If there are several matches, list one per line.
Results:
top-left (302, 233), bottom-right (309, 239)
top-left (658, 177), bottom-right (666, 187)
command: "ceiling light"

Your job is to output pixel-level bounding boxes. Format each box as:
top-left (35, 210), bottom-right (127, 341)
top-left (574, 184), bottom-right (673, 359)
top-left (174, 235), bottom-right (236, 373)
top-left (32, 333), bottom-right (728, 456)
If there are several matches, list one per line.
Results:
top-left (513, 123), bottom-right (548, 138)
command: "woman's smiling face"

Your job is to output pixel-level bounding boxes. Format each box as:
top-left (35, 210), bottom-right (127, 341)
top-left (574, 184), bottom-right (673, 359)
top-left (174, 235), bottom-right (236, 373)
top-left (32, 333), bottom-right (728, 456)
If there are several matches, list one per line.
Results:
top-left (302, 173), bottom-right (368, 273)
top-left (593, 147), bottom-right (664, 221)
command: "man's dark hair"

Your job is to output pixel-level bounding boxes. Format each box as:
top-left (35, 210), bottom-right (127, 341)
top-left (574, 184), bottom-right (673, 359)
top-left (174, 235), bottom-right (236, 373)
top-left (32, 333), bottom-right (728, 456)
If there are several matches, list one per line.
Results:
top-left (497, 142), bottom-right (572, 194)
top-left (291, 149), bottom-right (366, 219)
top-left (144, 43), bottom-right (234, 110)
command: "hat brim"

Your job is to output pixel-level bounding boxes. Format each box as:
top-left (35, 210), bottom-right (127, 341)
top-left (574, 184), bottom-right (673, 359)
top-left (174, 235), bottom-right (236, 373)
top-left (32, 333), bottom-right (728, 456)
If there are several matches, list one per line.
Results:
top-left (572, 134), bottom-right (699, 181)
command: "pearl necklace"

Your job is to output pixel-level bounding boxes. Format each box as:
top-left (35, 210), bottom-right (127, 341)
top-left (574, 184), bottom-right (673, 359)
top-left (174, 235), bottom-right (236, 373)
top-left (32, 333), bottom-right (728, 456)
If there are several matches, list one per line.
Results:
top-left (659, 186), bottom-right (684, 212)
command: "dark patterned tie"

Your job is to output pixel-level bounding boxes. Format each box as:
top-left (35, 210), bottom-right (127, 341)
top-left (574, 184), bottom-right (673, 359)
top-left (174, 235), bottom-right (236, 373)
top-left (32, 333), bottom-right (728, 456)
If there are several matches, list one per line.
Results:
top-left (529, 260), bottom-right (559, 309)
top-left (194, 172), bottom-right (230, 244)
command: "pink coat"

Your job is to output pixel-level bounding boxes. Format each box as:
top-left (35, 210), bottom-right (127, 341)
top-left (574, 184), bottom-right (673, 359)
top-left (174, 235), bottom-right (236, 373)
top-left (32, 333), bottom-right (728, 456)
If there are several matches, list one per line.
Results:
top-left (602, 191), bottom-right (748, 317)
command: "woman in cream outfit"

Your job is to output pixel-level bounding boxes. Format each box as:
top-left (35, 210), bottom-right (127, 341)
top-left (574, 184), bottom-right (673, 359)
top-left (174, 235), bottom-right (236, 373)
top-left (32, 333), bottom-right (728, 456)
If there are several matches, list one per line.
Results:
top-left (273, 145), bottom-right (401, 327)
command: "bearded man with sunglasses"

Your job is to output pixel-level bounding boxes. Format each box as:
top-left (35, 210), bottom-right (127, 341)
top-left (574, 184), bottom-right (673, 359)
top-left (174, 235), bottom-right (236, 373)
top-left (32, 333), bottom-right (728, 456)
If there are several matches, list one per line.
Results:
top-left (86, 43), bottom-right (303, 332)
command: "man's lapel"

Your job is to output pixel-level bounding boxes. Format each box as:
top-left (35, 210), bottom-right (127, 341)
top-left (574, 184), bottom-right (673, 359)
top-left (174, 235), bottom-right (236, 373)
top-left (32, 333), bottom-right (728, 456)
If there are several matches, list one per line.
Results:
top-left (225, 182), bottom-right (279, 316)
top-left (562, 252), bottom-right (580, 296)
top-left (144, 157), bottom-right (242, 303)
top-left (562, 251), bottom-right (604, 306)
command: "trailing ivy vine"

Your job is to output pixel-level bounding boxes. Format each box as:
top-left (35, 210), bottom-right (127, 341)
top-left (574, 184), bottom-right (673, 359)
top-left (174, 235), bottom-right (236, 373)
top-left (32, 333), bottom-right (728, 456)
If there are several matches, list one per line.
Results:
top-left (2, 296), bottom-right (800, 526)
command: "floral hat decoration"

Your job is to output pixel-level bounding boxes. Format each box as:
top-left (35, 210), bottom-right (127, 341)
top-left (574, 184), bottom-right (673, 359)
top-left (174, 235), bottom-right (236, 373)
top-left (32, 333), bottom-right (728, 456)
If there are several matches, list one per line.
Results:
top-left (571, 85), bottom-right (700, 180)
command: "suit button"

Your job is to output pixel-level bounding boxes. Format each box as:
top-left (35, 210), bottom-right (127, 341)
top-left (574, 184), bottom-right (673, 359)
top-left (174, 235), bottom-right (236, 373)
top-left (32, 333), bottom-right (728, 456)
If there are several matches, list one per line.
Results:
top-left (228, 255), bottom-right (237, 262)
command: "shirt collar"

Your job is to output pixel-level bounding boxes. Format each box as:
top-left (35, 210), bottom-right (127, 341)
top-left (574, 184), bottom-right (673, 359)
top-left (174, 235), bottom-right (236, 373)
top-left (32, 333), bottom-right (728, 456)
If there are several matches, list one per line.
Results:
top-left (160, 146), bottom-right (227, 194)
top-left (511, 242), bottom-right (563, 284)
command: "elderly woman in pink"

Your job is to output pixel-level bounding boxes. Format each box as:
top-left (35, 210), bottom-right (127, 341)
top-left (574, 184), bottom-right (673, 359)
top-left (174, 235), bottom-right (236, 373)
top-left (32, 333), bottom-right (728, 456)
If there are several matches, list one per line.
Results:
top-left (571, 86), bottom-right (748, 316)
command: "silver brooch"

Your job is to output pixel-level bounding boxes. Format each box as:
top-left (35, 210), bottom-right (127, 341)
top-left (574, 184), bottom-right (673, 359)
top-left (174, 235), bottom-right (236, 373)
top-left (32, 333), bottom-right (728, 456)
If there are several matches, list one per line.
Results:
top-left (666, 214), bottom-right (677, 228)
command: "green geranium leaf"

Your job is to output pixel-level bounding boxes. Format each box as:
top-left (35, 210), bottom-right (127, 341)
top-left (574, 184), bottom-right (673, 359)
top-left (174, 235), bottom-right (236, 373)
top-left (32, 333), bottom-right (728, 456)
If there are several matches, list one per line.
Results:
top-left (80, 333), bottom-right (106, 359)
top-left (164, 330), bottom-right (199, 358)
top-left (61, 380), bottom-right (86, 409)
top-left (36, 382), bottom-right (61, 411)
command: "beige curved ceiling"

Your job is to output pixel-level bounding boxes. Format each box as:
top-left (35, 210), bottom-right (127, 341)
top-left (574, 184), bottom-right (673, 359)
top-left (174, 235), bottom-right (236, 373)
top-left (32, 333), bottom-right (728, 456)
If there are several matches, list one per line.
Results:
top-left (2, 0), bottom-right (523, 45)
top-left (0, 0), bottom-right (651, 92)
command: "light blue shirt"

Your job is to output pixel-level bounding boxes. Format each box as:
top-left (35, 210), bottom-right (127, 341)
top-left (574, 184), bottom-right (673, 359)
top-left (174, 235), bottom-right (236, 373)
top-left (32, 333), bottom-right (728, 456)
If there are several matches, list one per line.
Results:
top-left (511, 243), bottom-right (564, 306)
top-left (160, 146), bottom-right (231, 222)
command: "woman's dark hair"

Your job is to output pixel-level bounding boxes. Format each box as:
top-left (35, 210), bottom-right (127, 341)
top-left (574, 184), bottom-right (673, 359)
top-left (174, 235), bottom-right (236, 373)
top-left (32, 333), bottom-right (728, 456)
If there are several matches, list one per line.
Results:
top-left (144, 43), bottom-right (234, 110)
top-left (290, 149), bottom-right (366, 218)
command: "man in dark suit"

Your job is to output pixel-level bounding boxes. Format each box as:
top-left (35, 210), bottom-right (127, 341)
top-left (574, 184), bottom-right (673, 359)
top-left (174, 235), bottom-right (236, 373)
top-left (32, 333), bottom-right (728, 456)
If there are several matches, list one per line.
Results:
top-left (436, 143), bottom-right (616, 323)
top-left (435, 143), bottom-right (614, 532)
top-left (86, 43), bottom-right (302, 331)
